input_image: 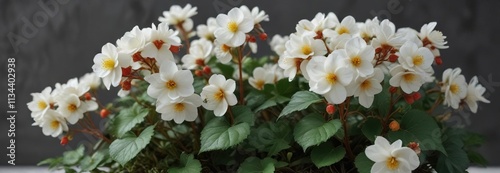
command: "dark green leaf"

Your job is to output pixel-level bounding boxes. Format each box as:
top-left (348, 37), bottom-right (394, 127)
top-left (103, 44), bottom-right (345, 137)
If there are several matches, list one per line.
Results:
top-left (249, 121), bottom-right (293, 156)
top-left (168, 153), bottom-right (202, 173)
top-left (279, 91), bottom-right (322, 118)
top-left (37, 157), bottom-right (63, 169)
top-left (436, 128), bottom-right (470, 173)
top-left (109, 125), bottom-right (155, 166)
top-left (62, 145), bottom-right (85, 165)
top-left (311, 143), bottom-right (345, 168)
top-left (215, 63), bottom-right (235, 79)
top-left (233, 105), bottom-right (255, 126)
top-left (199, 118), bottom-right (250, 152)
top-left (237, 157), bottom-right (276, 173)
top-left (361, 118), bottom-right (382, 142)
top-left (354, 152), bottom-right (374, 173)
top-left (374, 76), bottom-right (390, 116)
top-left (276, 78), bottom-right (299, 97)
top-left (112, 103), bottom-right (149, 138)
top-left (293, 114), bottom-right (342, 150)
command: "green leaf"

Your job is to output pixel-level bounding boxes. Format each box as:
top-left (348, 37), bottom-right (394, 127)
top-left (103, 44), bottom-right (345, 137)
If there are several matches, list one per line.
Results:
top-left (436, 128), bottom-right (470, 173)
top-left (37, 157), bottom-right (63, 169)
top-left (468, 150), bottom-right (488, 167)
top-left (311, 143), bottom-right (346, 168)
top-left (80, 149), bottom-right (108, 171)
top-left (387, 109), bottom-right (446, 154)
top-left (276, 78), bottom-right (299, 97)
top-left (279, 91), bottom-right (322, 118)
top-left (232, 105), bottom-right (255, 126)
top-left (361, 118), bottom-right (383, 142)
top-left (112, 103), bottom-right (149, 138)
top-left (62, 145), bottom-right (85, 165)
top-left (109, 125), bottom-right (155, 166)
top-left (374, 76), bottom-right (391, 116)
top-left (199, 118), bottom-right (251, 152)
top-left (355, 152), bottom-right (375, 173)
top-left (168, 153), bottom-right (202, 173)
top-left (193, 78), bottom-right (207, 94)
top-left (237, 157), bottom-right (276, 173)
top-left (216, 63), bottom-right (235, 79)
top-left (248, 121), bottom-right (293, 156)
top-left (293, 114), bottom-right (342, 150)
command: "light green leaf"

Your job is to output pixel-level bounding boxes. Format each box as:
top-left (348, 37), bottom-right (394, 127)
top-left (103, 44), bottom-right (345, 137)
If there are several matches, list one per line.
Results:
top-left (387, 109), bottom-right (446, 154)
top-left (168, 153), bottom-right (202, 173)
top-left (80, 149), bottom-right (108, 171)
top-left (279, 91), bottom-right (322, 118)
top-left (109, 125), bottom-right (155, 166)
top-left (237, 157), bottom-right (276, 173)
top-left (355, 152), bottom-right (375, 173)
top-left (293, 114), bottom-right (342, 150)
top-left (311, 143), bottom-right (345, 168)
top-left (112, 103), bottom-right (149, 138)
top-left (361, 118), bottom-right (382, 142)
top-left (62, 145), bottom-right (85, 165)
top-left (199, 118), bottom-right (250, 153)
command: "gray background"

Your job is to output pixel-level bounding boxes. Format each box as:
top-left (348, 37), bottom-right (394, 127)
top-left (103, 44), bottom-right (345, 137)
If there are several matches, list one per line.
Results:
top-left (1, 0), bottom-right (500, 166)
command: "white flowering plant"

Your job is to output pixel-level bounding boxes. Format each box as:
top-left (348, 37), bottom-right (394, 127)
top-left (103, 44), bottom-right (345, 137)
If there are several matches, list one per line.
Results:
top-left (30, 4), bottom-right (490, 173)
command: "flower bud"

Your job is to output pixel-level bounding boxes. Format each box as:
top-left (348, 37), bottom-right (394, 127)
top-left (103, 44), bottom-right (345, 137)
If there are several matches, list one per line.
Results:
top-left (121, 80), bottom-right (132, 91)
top-left (60, 136), bottom-right (69, 146)
top-left (375, 47), bottom-right (382, 54)
top-left (100, 109), bottom-right (110, 118)
top-left (247, 35), bottom-right (256, 43)
top-left (389, 120), bottom-right (400, 131)
top-left (408, 142), bottom-right (421, 155)
top-left (435, 56), bottom-right (443, 65)
top-left (132, 52), bottom-right (143, 62)
top-left (388, 54), bottom-right (399, 62)
top-left (169, 45), bottom-right (181, 53)
top-left (326, 104), bottom-right (335, 115)
top-left (404, 94), bottom-right (414, 104)
top-left (203, 66), bottom-right (212, 75)
top-left (122, 67), bottom-right (132, 77)
top-left (259, 33), bottom-right (268, 41)
top-left (84, 92), bottom-right (92, 101)
top-left (412, 92), bottom-right (421, 101)
top-left (389, 86), bottom-right (398, 94)
top-left (194, 70), bottom-right (203, 77)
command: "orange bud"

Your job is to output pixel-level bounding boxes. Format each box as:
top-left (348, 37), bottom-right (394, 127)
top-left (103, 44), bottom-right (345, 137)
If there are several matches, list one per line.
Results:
top-left (60, 136), bottom-right (69, 146)
top-left (100, 109), bottom-right (110, 118)
top-left (326, 104), bottom-right (335, 115)
top-left (389, 120), bottom-right (400, 131)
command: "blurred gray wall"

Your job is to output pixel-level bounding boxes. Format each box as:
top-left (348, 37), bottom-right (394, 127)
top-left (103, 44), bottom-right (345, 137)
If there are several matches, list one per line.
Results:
top-left (1, 0), bottom-right (500, 166)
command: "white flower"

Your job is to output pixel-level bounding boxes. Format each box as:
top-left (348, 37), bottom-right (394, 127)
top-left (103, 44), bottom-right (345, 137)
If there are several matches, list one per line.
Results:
top-left (342, 37), bottom-right (375, 77)
top-left (296, 12), bottom-right (338, 36)
top-left (141, 23), bottom-right (181, 64)
top-left (307, 53), bottom-right (354, 104)
top-left (158, 4), bottom-right (198, 31)
top-left (56, 78), bottom-right (89, 98)
top-left (40, 110), bottom-right (68, 137)
top-left (284, 33), bottom-right (327, 59)
top-left (358, 17), bottom-right (380, 43)
top-left (249, 67), bottom-right (274, 90)
top-left (239, 5), bottom-right (269, 24)
top-left (57, 94), bottom-right (98, 124)
top-left (464, 76), bottom-right (490, 113)
top-left (201, 74), bottom-right (237, 116)
top-left (278, 54), bottom-right (304, 81)
top-left (214, 8), bottom-right (254, 47)
top-left (441, 68), bottom-right (467, 109)
top-left (270, 35), bottom-right (289, 56)
top-left (27, 87), bottom-right (53, 123)
top-left (79, 72), bottom-right (101, 90)
top-left (348, 69), bottom-right (384, 108)
top-left (263, 63), bottom-right (285, 82)
top-left (397, 41), bottom-right (434, 73)
top-left (419, 22), bottom-right (448, 49)
top-left (335, 16), bottom-right (359, 36)
top-left (92, 43), bottom-right (131, 90)
top-left (116, 26), bottom-right (146, 55)
top-left (197, 17), bottom-right (218, 41)
top-left (213, 39), bottom-right (233, 64)
top-left (323, 32), bottom-right (352, 50)
top-left (144, 60), bottom-right (194, 100)
top-left (389, 65), bottom-right (426, 94)
top-left (365, 136), bottom-right (419, 173)
top-left (156, 94), bottom-right (202, 124)
top-left (372, 19), bottom-right (405, 48)
top-left (181, 39), bottom-right (213, 69)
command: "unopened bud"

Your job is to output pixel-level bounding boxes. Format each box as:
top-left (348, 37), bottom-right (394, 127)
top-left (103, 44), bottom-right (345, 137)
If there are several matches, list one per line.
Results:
top-left (389, 120), bottom-right (400, 131)
top-left (326, 104), bottom-right (335, 115)
top-left (388, 54), bottom-right (399, 62)
top-left (259, 33), bottom-right (268, 41)
top-left (408, 142), bottom-right (421, 155)
top-left (100, 109), bottom-right (110, 118)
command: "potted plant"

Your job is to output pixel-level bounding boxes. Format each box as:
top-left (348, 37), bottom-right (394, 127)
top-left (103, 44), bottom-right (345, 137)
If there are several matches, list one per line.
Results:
top-left (30, 4), bottom-right (489, 173)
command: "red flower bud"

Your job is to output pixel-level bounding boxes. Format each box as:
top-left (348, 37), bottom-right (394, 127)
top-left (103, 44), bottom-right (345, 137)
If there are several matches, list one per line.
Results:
top-left (375, 47), bottom-right (382, 54)
top-left (388, 54), bottom-right (399, 62)
top-left (60, 136), bottom-right (69, 146)
top-left (84, 92), bottom-right (92, 101)
top-left (121, 67), bottom-right (132, 77)
top-left (121, 80), bottom-right (132, 91)
top-left (326, 104), bottom-right (335, 115)
top-left (412, 92), bottom-right (421, 101)
top-left (404, 94), bottom-right (415, 104)
top-left (100, 109), bottom-right (110, 118)
top-left (259, 33), bottom-right (268, 41)
top-left (408, 142), bottom-right (421, 155)
top-left (389, 86), bottom-right (398, 94)
top-left (132, 52), bottom-right (143, 62)
top-left (169, 45), bottom-right (181, 53)
top-left (194, 70), bottom-right (203, 77)
top-left (203, 66), bottom-right (211, 75)
top-left (389, 120), bottom-right (400, 131)
top-left (435, 56), bottom-right (443, 65)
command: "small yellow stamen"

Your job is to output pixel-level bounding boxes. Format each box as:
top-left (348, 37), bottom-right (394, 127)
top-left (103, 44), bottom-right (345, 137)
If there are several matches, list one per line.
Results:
top-left (351, 56), bottom-right (362, 67)
top-left (386, 157), bottom-right (399, 170)
top-left (360, 80), bottom-right (371, 90)
top-left (38, 101), bottom-right (47, 110)
top-left (102, 59), bottom-right (116, 70)
top-left (174, 103), bottom-right (185, 112)
top-left (255, 80), bottom-right (265, 90)
top-left (67, 104), bottom-right (77, 112)
top-left (337, 26), bottom-right (350, 35)
top-left (214, 89), bottom-right (225, 102)
top-left (412, 55), bottom-right (424, 66)
top-left (326, 73), bottom-right (337, 84)
top-left (50, 121), bottom-right (60, 129)
top-left (403, 73), bottom-right (415, 82)
top-left (227, 21), bottom-right (238, 33)
top-left (221, 44), bottom-right (231, 52)
top-left (301, 45), bottom-right (313, 55)
top-left (165, 80), bottom-right (177, 90)
top-left (450, 83), bottom-right (460, 94)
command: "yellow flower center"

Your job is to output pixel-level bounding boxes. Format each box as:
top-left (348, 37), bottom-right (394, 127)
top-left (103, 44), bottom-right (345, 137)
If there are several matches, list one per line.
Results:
top-left (38, 101), bottom-right (47, 110)
top-left (360, 80), bottom-right (371, 90)
top-left (301, 45), bottom-right (313, 55)
top-left (214, 89), bottom-right (225, 102)
top-left (351, 56), bottom-right (362, 67)
top-left (50, 120), bottom-right (60, 129)
top-left (221, 44), bottom-right (231, 52)
top-left (255, 80), bottom-right (265, 90)
top-left (102, 58), bottom-right (116, 70)
top-left (386, 157), bottom-right (399, 170)
top-left (227, 21), bottom-right (238, 33)
top-left (337, 26), bottom-right (350, 35)
top-left (165, 80), bottom-right (177, 90)
top-left (403, 73), bottom-right (416, 82)
top-left (174, 103), bottom-right (185, 112)
top-left (326, 73), bottom-right (337, 84)
top-left (450, 83), bottom-right (460, 94)
top-left (412, 55), bottom-right (424, 66)
top-left (67, 104), bottom-right (77, 112)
